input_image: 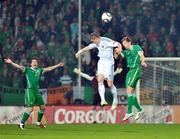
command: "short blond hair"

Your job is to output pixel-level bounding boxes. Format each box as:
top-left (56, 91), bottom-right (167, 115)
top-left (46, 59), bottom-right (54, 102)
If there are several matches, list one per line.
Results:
top-left (90, 32), bottom-right (100, 40)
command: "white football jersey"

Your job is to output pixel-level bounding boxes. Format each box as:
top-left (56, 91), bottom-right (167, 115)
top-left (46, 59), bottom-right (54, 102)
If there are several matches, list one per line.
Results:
top-left (88, 37), bottom-right (119, 63)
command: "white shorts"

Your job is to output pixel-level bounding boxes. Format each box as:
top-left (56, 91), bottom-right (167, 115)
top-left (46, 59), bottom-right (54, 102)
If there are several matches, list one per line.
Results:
top-left (97, 59), bottom-right (114, 81)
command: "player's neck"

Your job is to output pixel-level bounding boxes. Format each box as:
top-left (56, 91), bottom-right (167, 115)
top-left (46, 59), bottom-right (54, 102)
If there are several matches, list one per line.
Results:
top-left (97, 38), bottom-right (101, 44)
top-left (31, 66), bottom-right (37, 70)
top-left (129, 45), bottom-right (133, 50)
top-left (127, 45), bottom-right (133, 50)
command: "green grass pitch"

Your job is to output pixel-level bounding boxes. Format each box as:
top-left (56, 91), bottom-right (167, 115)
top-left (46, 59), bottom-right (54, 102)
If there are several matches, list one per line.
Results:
top-left (0, 124), bottom-right (180, 139)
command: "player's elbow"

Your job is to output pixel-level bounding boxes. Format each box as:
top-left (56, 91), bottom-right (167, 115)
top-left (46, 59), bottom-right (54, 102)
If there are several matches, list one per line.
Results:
top-left (43, 68), bottom-right (50, 73)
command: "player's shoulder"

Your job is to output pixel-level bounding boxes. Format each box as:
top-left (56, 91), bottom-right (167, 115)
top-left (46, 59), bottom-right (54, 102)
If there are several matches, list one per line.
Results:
top-left (133, 44), bottom-right (141, 48)
top-left (101, 37), bottom-right (113, 42)
top-left (88, 43), bottom-right (97, 47)
top-left (36, 67), bottom-right (41, 70)
top-left (37, 67), bottom-right (43, 71)
top-left (133, 44), bottom-right (142, 50)
top-left (122, 49), bottom-right (128, 55)
top-left (24, 66), bottom-right (30, 73)
top-left (25, 66), bottom-right (30, 70)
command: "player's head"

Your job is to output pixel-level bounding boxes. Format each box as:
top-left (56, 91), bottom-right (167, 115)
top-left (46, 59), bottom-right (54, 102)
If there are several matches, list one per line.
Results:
top-left (30, 57), bottom-right (38, 68)
top-left (121, 36), bottom-right (132, 49)
top-left (90, 32), bottom-right (101, 44)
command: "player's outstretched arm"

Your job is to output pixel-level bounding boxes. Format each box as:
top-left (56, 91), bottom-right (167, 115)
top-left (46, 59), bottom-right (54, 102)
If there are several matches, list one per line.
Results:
top-left (75, 46), bottom-right (91, 58)
top-left (138, 51), bottom-right (147, 67)
top-left (73, 68), bottom-right (93, 81)
top-left (43, 62), bottom-right (64, 73)
top-left (5, 58), bottom-right (25, 71)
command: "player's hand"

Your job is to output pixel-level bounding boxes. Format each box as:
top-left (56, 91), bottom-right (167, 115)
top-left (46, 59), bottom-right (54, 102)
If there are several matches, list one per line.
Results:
top-left (4, 58), bottom-right (12, 64)
top-left (75, 49), bottom-right (83, 58)
top-left (115, 67), bottom-right (122, 74)
top-left (75, 52), bottom-right (80, 58)
top-left (141, 62), bottom-right (147, 67)
top-left (58, 62), bottom-right (64, 67)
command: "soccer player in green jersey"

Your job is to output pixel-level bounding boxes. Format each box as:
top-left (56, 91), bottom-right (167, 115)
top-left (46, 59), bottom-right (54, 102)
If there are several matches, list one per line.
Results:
top-left (5, 58), bottom-right (64, 129)
top-left (115, 36), bottom-right (147, 121)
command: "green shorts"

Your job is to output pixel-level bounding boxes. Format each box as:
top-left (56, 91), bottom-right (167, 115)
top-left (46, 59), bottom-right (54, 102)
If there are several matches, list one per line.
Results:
top-left (126, 67), bottom-right (142, 88)
top-left (25, 89), bottom-right (45, 107)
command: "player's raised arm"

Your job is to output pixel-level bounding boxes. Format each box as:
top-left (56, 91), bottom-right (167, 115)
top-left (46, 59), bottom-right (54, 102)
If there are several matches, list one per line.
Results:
top-left (5, 58), bottom-right (25, 71)
top-left (138, 51), bottom-right (147, 67)
top-left (73, 68), bottom-right (93, 81)
top-left (75, 44), bottom-right (95, 58)
top-left (43, 62), bottom-right (64, 73)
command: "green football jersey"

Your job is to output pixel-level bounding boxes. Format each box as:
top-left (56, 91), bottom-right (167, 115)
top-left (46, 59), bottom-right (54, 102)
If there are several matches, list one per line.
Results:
top-left (24, 67), bottom-right (43, 89)
top-left (121, 45), bottom-right (142, 68)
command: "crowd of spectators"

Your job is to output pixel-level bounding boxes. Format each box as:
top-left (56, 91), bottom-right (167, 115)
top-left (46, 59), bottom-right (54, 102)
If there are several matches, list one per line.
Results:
top-left (0, 0), bottom-right (179, 88)
top-left (0, 0), bottom-right (78, 88)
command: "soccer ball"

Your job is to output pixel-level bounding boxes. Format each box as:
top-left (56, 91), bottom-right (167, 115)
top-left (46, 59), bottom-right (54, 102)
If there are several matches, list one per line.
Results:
top-left (101, 12), bottom-right (112, 23)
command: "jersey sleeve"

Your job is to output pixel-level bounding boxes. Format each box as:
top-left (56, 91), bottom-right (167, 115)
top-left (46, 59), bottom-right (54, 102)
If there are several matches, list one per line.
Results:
top-left (39, 68), bottom-right (44, 75)
top-left (121, 50), bottom-right (127, 58)
top-left (136, 45), bottom-right (143, 52)
top-left (87, 43), bottom-right (97, 49)
top-left (24, 67), bottom-right (28, 73)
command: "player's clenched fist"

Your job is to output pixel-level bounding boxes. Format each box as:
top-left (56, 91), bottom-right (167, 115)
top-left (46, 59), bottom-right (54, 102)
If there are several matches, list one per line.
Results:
top-left (141, 62), bottom-right (147, 67)
top-left (5, 58), bottom-right (12, 64)
top-left (58, 62), bottom-right (64, 67)
top-left (75, 52), bottom-right (80, 58)
top-left (75, 50), bottom-right (82, 58)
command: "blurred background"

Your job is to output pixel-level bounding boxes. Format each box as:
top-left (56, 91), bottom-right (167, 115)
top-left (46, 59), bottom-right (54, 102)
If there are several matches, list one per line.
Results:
top-left (0, 0), bottom-right (180, 124)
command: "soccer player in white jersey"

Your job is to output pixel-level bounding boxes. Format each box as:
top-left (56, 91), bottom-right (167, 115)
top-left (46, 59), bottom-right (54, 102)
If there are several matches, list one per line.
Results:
top-left (75, 33), bottom-right (121, 110)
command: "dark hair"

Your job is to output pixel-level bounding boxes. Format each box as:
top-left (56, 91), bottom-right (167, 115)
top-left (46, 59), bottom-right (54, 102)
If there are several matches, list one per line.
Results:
top-left (31, 57), bottom-right (39, 62)
top-left (121, 36), bottom-right (132, 43)
top-left (90, 32), bottom-right (100, 39)
top-left (32, 57), bottom-right (38, 60)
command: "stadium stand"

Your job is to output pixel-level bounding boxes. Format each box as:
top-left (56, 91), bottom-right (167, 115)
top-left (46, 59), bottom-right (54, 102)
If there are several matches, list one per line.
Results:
top-left (0, 0), bottom-right (179, 104)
